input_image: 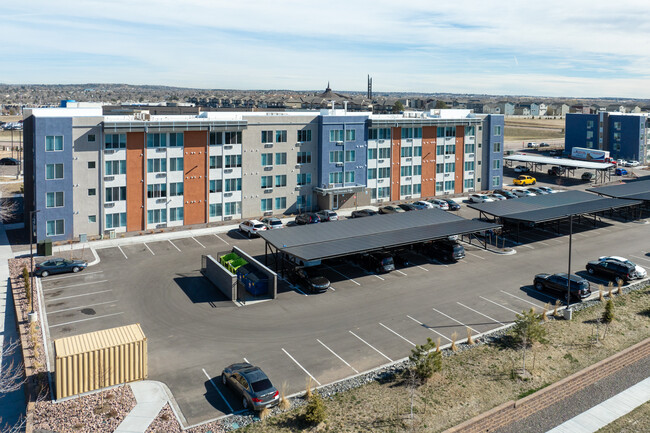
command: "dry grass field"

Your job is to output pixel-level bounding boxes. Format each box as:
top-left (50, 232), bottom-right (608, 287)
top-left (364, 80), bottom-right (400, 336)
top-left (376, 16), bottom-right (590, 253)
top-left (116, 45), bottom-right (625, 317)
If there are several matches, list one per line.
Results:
top-left (505, 118), bottom-right (565, 142)
top-left (596, 400), bottom-right (650, 433)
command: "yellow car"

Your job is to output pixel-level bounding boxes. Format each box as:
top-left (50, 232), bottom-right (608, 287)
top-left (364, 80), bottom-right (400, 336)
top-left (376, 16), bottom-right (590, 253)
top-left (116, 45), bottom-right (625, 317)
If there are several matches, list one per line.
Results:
top-left (513, 175), bottom-right (536, 185)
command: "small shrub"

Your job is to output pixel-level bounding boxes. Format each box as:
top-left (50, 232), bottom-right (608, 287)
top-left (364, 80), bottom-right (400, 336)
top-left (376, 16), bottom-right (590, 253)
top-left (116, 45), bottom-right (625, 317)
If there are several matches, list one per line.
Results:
top-left (409, 337), bottom-right (442, 381)
top-left (603, 299), bottom-right (615, 324)
top-left (305, 377), bottom-right (313, 400)
top-left (435, 337), bottom-right (441, 353)
top-left (279, 382), bottom-right (290, 410)
top-left (553, 299), bottom-right (561, 317)
top-left (259, 407), bottom-right (270, 420)
top-left (304, 393), bottom-right (326, 425)
top-left (598, 285), bottom-right (604, 302)
top-left (541, 303), bottom-right (550, 321)
top-left (616, 279), bottom-right (623, 294)
top-left (160, 413), bottom-right (170, 421)
top-left (466, 327), bottom-right (474, 345)
top-left (450, 332), bottom-right (458, 352)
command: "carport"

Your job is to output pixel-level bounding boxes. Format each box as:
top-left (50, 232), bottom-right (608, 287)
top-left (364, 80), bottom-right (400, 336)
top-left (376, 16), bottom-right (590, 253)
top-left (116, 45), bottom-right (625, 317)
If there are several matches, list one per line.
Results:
top-left (467, 190), bottom-right (642, 243)
top-left (504, 154), bottom-right (613, 183)
top-left (588, 179), bottom-right (650, 215)
top-left (259, 209), bottom-right (500, 275)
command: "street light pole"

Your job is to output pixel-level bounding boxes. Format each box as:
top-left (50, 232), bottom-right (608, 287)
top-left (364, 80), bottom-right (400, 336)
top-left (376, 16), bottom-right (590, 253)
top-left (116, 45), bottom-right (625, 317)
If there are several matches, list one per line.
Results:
top-left (567, 214), bottom-right (573, 307)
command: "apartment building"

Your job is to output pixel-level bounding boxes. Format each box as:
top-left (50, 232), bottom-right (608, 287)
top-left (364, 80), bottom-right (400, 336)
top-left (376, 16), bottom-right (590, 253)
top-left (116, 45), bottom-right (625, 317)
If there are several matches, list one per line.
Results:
top-left (23, 107), bottom-right (503, 242)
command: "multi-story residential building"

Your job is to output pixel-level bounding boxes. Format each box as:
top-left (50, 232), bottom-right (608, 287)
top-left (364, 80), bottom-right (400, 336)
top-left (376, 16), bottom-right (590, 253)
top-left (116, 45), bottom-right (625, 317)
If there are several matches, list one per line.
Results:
top-left (23, 107), bottom-right (504, 242)
top-left (565, 112), bottom-right (650, 162)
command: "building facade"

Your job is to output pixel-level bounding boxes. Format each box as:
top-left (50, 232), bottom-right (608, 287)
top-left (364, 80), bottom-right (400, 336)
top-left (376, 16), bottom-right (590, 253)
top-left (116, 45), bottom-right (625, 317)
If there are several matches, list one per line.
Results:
top-left (23, 107), bottom-right (504, 242)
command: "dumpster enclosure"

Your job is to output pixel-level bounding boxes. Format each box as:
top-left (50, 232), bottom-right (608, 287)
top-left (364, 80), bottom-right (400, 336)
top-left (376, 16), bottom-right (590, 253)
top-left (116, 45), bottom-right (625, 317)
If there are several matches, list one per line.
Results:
top-left (54, 324), bottom-right (147, 400)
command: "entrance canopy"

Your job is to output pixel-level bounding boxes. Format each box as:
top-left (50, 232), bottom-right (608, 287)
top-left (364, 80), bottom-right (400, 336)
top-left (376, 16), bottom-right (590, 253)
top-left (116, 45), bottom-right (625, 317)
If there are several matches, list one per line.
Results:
top-left (587, 179), bottom-right (650, 202)
top-left (260, 209), bottom-right (499, 262)
top-left (467, 190), bottom-right (641, 224)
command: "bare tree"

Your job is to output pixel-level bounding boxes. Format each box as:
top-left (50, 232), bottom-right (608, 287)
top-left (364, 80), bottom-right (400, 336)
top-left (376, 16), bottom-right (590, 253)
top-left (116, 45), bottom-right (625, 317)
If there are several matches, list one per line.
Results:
top-left (0, 198), bottom-right (17, 223)
top-left (0, 339), bottom-right (25, 394)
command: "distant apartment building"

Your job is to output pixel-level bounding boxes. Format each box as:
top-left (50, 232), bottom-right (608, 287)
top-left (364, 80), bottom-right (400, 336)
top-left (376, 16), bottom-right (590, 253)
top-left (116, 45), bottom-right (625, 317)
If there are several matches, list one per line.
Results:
top-left (565, 112), bottom-right (649, 162)
top-left (23, 107), bottom-right (504, 242)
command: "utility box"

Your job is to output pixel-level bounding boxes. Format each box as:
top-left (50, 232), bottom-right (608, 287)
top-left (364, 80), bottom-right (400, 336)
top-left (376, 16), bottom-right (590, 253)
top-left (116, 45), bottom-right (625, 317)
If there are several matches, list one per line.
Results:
top-left (54, 324), bottom-right (148, 400)
top-left (37, 239), bottom-right (52, 256)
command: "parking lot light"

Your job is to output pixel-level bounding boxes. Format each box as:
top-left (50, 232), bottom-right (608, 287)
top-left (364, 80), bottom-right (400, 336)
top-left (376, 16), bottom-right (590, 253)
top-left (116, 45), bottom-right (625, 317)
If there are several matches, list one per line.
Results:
top-left (567, 214), bottom-right (573, 309)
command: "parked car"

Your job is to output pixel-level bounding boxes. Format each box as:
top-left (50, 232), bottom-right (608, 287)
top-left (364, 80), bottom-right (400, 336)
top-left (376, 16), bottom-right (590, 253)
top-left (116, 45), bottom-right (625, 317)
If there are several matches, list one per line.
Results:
top-left (539, 142), bottom-right (550, 147)
top-left (581, 172), bottom-right (594, 181)
top-left (379, 205), bottom-right (405, 214)
top-left (488, 193), bottom-right (507, 201)
top-left (586, 259), bottom-right (636, 285)
top-left (221, 363), bottom-right (279, 411)
top-left (315, 209), bottom-right (338, 221)
top-left (295, 213), bottom-right (321, 225)
top-left (616, 159), bottom-right (627, 166)
top-left (351, 209), bottom-right (378, 218)
top-left (513, 165), bottom-right (530, 173)
top-left (358, 252), bottom-right (395, 273)
top-left (288, 267), bottom-right (331, 293)
top-left (391, 249), bottom-right (413, 268)
top-left (260, 217), bottom-right (283, 230)
top-left (527, 187), bottom-right (549, 195)
top-left (547, 166), bottom-right (565, 176)
top-left (239, 220), bottom-right (267, 237)
top-left (443, 198), bottom-right (461, 210)
top-left (420, 239), bottom-right (465, 262)
top-left (549, 149), bottom-right (563, 156)
top-left (533, 273), bottom-right (591, 302)
top-left (34, 258), bottom-right (88, 277)
top-left (537, 186), bottom-right (556, 194)
top-left (412, 200), bottom-right (435, 209)
top-left (469, 193), bottom-right (494, 203)
top-left (527, 142), bottom-right (539, 148)
top-left (512, 188), bottom-right (535, 197)
top-left (427, 199), bottom-right (450, 210)
top-left (615, 168), bottom-right (628, 176)
top-left (598, 256), bottom-right (647, 279)
top-left (513, 175), bottom-right (536, 185)
top-left (0, 157), bottom-right (19, 165)
top-left (398, 203), bottom-right (420, 212)
top-left (493, 189), bottom-right (517, 199)
top-left (624, 160), bottom-right (640, 167)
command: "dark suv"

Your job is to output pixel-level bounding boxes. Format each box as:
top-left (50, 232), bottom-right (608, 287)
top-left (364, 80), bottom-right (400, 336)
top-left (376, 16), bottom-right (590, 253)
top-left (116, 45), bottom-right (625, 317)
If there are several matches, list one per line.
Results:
top-left (419, 239), bottom-right (465, 262)
top-left (295, 212), bottom-right (320, 225)
top-left (493, 189), bottom-right (517, 199)
top-left (358, 252), bottom-right (395, 273)
top-left (287, 267), bottom-right (331, 293)
top-left (533, 273), bottom-right (591, 302)
top-left (586, 259), bottom-right (635, 284)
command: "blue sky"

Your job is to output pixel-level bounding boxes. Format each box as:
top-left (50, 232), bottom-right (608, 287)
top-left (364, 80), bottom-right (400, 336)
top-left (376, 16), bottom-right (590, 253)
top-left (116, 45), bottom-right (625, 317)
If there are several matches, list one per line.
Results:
top-left (4, 0), bottom-right (650, 98)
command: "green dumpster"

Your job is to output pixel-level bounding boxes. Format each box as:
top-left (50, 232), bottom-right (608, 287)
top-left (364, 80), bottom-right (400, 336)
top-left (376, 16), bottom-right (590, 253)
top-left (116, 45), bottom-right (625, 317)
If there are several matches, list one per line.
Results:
top-left (220, 252), bottom-right (239, 267)
top-left (228, 258), bottom-right (248, 274)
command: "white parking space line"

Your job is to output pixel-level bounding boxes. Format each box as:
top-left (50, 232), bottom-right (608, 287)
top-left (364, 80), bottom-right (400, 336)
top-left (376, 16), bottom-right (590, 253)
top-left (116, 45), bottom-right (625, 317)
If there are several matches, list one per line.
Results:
top-left (518, 234), bottom-right (549, 246)
top-left (500, 290), bottom-right (546, 308)
top-left (597, 227), bottom-right (611, 232)
top-left (416, 265), bottom-right (429, 272)
top-left (372, 273), bottom-right (385, 281)
top-left (430, 259), bottom-right (449, 268)
top-left (379, 322), bottom-right (415, 346)
top-left (466, 251), bottom-right (486, 260)
top-left (50, 289), bottom-right (113, 301)
top-left (406, 315), bottom-right (452, 342)
top-left (215, 234), bottom-right (230, 245)
top-left (50, 312), bottom-right (124, 328)
top-left (144, 243), bottom-right (155, 255)
top-left (43, 280), bottom-right (109, 292)
top-left (234, 231), bottom-right (251, 241)
top-left (168, 239), bottom-right (182, 252)
top-left (394, 269), bottom-right (407, 276)
top-left (117, 246), bottom-right (128, 259)
top-left (202, 369), bottom-right (234, 413)
top-left (431, 308), bottom-right (479, 334)
top-left (518, 244), bottom-right (535, 250)
top-left (45, 270), bottom-right (104, 281)
top-left (47, 300), bottom-right (118, 315)
top-left (281, 348), bottom-right (321, 386)
top-left (630, 254), bottom-right (650, 263)
top-left (479, 296), bottom-right (520, 315)
top-left (192, 237), bottom-right (207, 249)
top-left (324, 265), bottom-right (361, 286)
top-left (457, 302), bottom-right (505, 326)
top-left (317, 339), bottom-right (359, 374)
top-left (349, 331), bottom-right (393, 362)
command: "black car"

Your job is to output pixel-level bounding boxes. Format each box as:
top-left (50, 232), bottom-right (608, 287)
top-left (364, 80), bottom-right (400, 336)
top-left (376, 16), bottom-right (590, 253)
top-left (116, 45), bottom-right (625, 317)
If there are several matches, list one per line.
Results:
top-left (493, 189), bottom-right (517, 199)
top-left (34, 258), bottom-right (88, 277)
top-left (581, 172), bottom-right (594, 181)
top-left (0, 157), bottom-right (18, 165)
top-left (295, 212), bottom-right (320, 225)
top-left (288, 267), bottom-right (331, 293)
top-left (350, 209), bottom-right (378, 218)
top-left (533, 273), bottom-right (591, 302)
top-left (357, 252), bottom-right (395, 273)
top-left (549, 149), bottom-right (563, 157)
top-left (391, 249), bottom-right (413, 267)
top-left (586, 259), bottom-right (635, 284)
top-left (420, 239), bottom-right (465, 262)
top-left (547, 166), bottom-right (566, 176)
top-left (443, 199), bottom-right (461, 210)
top-left (221, 363), bottom-right (279, 411)
top-left (398, 203), bottom-right (419, 212)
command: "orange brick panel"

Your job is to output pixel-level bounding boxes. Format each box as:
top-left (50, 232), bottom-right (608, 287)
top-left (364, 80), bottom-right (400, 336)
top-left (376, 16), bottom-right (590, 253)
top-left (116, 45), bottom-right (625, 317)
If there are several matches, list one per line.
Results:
top-left (126, 132), bottom-right (145, 232)
top-left (183, 131), bottom-right (207, 225)
top-left (421, 126), bottom-right (437, 197)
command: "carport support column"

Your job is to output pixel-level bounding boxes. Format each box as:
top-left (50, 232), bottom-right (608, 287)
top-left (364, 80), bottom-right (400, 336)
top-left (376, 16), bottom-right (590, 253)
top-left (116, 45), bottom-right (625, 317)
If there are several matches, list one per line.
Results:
top-left (567, 214), bottom-right (573, 307)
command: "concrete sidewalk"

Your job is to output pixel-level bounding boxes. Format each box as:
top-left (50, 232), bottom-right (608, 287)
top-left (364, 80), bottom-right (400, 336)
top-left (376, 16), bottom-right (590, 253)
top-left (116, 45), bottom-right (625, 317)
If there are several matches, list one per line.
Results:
top-left (115, 381), bottom-right (170, 433)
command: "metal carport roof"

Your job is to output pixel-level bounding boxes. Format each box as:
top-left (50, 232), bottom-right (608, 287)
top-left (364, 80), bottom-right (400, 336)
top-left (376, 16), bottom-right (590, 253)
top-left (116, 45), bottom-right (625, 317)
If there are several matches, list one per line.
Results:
top-left (504, 154), bottom-right (612, 170)
top-left (587, 179), bottom-right (650, 202)
top-left (259, 209), bottom-right (500, 262)
top-left (467, 190), bottom-right (641, 224)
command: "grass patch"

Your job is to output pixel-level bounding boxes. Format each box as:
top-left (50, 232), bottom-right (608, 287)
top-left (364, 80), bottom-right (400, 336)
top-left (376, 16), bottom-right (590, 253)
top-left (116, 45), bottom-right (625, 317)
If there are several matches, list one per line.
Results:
top-left (517, 382), bottom-right (550, 399)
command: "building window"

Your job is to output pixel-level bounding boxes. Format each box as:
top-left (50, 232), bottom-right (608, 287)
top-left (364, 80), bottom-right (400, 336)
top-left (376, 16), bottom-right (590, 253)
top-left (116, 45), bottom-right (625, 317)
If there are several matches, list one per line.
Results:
top-left (224, 155), bottom-right (241, 168)
top-left (224, 178), bottom-right (242, 192)
top-left (466, 126), bottom-right (475, 136)
top-left (208, 179), bottom-right (222, 193)
top-left (378, 148), bottom-right (391, 159)
top-left (275, 175), bottom-right (287, 187)
top-left (46, 219), bottom-right (64, 237)
top-left (369, 128), bottom-right (391, 140)
top-left (224, 131), bottom-right (242, 144)
top-left (261, 130), bottom-right (273, 143)
top-left (88, 161), bottom-right (96, 169)
top-left (170, 182), bottom-right (184, 196)
top-left (275, 197), bottom-right (287, 208)
top-left (436, 144), bottom-right (444, 156)
top-left (344, 171), bottom-right (355, 183)
top-left (297, 130), bottom-right (311, 142)
top-left (224, 201), bottom-right (241, 216)
top-left (209, 155), bottom-right (222, 169)
top-left (401, 147), bottom-right (413, 157)
top-left (88, 188), bottom-right (96, 196)
top-left (261, 153), bottom-right (273, 166)
top-left (493, 142), bottom-right (501, 152)
top-left (345, 130), bottom-right (356, 141)
top-left (105, 134), bottom-right (126, 149)
top-left (413, 165), bottom-right (422, 175)
top-left (494, 125), bottom-right (502, 136)
top-left (445, 162), bottom-right (455, 173)
top-left (147, 209), bottom-right (167, 224)
top-left (436, 181), bottom-right (443, 192)
top-left (297, 173), bottom-right (311, 186)
top-left (445, 144), bottom-right (456, 155)
top-left (586, 131), bottom-right (594, 139)
top-left (400, 185), bottom-right (412, 196)
top-left (377, 187), bottom-right (390, 198)
top-left (147, 158), bottom-right (167, 173)
top-left (169, 157), bottom-right (184, 172)
top-left (367, 148), bottom-right (377, 160)
top-left (261, 175), bottom-right (273, 188)
top-left (105, 160), bottom-right (126, 175)
top-left (329, 130), bottom-right (344, 142)
top-left (586, 141), bottom-right (594, 148)
top-left (464, 161), bottom-right (475, 171)
top-left (378, 167), bottom-right (390, 178)
top-left (209, 132), bottom-right (223, 145)
top-left (146, 184), bottom-right (166, 199)
top-left (492, 176), bottom-right (500, 187)
top-left (261, 198), bottom-right (273, 212)
top-left (105, 213), bottom-right (126, 229)
top-left (88, 215), bottom-right (96, 223)
top-left (413, 184), bottom-right (421, 194)
top-left (297, 194), bottom-right (311, 210)
top-left (444, 180), bottom-right (455, 190)
top-left (401, 128), bottom-right (413, 139)
top-left (614, 121), bottom-right (621, 130)
top-left (275, 130), bottom-right (287, 143)
top-left (45, 163), bottom-right (64, 180)
top-left (436, 163), bottom-right (444, 173)
top-left (367, 168), bottom-right (377, 179)
top-left (275, 152), bottom-right (287, 165)
top-left (413, 146), bottom-right (422, 156)
top-left (169, 133), bottom-right (184, 147)
top-left (587, 120), bottom-right (594, 129)
top-left (400, 166), bottom-right (412, 177)
top-left (329, 151), bottom-right (343, 163)
top-left (45, 136), bottom-right (64, 152)
top-left (147, 133), bottom-right (167, 148)
top-left (613, 132), bottom-right (621, 141)
top-left (170, 207), bottom-right (184, 222)
top-left (464, 142), bottom-right (475, 153)
top-left (464, 179), bottom-right (475, 189)
top-left (88, 134), bottom-right (96, 142)
top-left (297, 152), bottom-right (311, 164)
top-left (345, 150), bottom-right (356, 162)
top-left (493, 160), bottom-right (501, 170)
top-left (209, 203), bottom-right (222, 217)
top-left (46, 192), bottom-right (64, 208)
top-left (105, 186), bottom-right (127, 202)
top-left (446, 127), bottom-right (456, 138)
top-left (329, 172), bottom-right (343, 184)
